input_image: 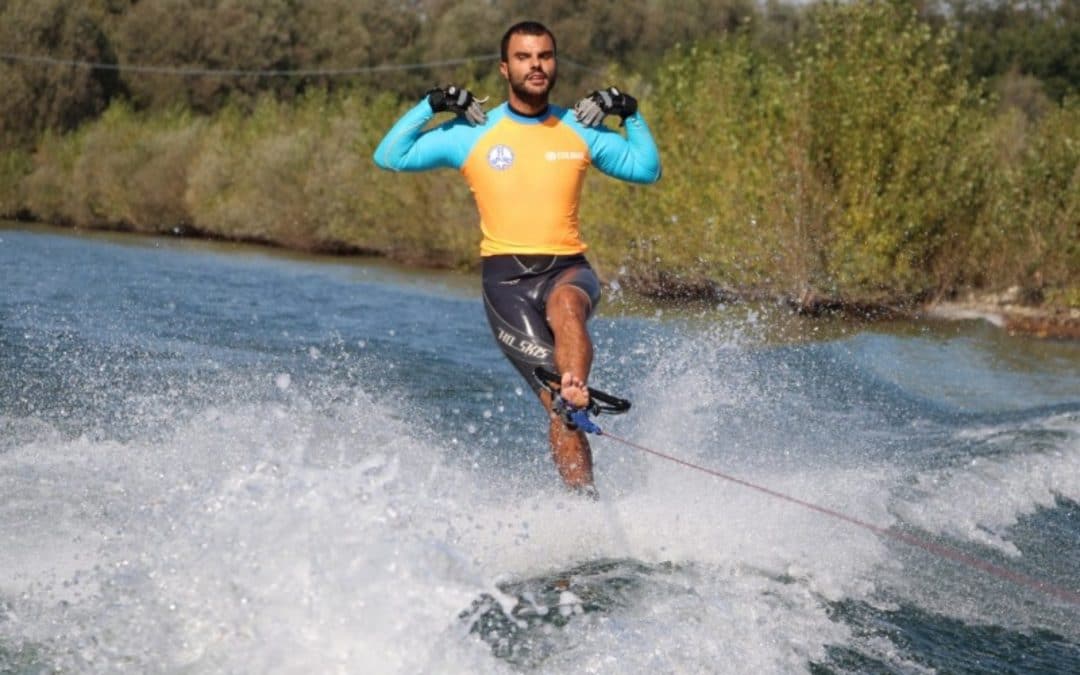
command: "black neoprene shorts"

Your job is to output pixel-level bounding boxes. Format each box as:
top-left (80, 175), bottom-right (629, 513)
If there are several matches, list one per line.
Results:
top-left (481, 254), bottom-right (602, 396)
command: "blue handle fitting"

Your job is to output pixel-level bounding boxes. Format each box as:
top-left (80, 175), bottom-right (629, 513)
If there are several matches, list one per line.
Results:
top-left (553, 394), bottom-right (603, 435)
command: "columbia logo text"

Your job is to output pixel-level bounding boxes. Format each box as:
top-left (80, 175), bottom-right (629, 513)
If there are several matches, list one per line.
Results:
top-left (545, 151), bottom-right (585, 161)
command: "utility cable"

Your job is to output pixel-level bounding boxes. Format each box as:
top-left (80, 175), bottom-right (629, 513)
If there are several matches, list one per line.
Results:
top-left (0, 52), bottom-right (603, 77)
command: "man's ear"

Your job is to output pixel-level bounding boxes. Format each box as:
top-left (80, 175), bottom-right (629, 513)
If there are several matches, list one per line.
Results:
top-left (498, 61), bottom-right (509, 81)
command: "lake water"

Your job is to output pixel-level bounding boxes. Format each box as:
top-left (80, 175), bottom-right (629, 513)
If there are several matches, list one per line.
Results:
top-left (2, 225), bottom-right (1078, 673)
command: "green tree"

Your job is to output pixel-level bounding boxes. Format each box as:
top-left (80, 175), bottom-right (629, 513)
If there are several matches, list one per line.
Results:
top-left (112, 0), bottom-right (424, 113)
top-left (113, 0), bottom-right (298, 113)
top-left (0, 0), bottom-right (118, 148)
top-left (945, 0), bottom-right (1080, 103)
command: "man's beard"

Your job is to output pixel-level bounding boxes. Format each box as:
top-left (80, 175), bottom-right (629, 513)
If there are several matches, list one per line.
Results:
top-left (510, 70), bottom-right (556, 108)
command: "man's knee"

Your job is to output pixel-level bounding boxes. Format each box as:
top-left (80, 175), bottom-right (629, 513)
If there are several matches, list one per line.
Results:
top-left (546, 284), bottom-right (591, 323)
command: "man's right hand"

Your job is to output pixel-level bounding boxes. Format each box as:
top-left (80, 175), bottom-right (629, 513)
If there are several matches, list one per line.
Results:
top-left (426, 85), bottom-right (487, 125)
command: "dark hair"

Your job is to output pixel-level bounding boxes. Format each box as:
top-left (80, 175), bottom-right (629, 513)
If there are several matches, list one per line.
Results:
top-left (500, 21), bottom-right (556, 62)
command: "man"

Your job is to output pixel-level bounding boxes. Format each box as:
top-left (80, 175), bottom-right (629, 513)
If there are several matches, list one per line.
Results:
top-left (373, 20), bottom-right (660, 497)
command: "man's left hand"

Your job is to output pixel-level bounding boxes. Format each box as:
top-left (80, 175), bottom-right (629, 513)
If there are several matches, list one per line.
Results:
top-left (573, 87), bottom-right (638, 127)
top-left (427, 85), bottom-right (487, 125)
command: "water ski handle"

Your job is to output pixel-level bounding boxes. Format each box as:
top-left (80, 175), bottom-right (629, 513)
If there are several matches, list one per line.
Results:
top-left (533, 367), bottom-right (631, 414)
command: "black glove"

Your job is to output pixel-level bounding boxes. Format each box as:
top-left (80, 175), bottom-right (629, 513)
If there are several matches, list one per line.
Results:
top-left (426, 85), bottom-right (487, 125)
top-left (573, 87), bottom-right (638, 127)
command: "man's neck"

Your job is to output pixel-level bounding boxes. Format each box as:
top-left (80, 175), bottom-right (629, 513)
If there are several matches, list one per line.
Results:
top-left (508, 100), bottom-right (548, 118)
top-left (507, 90), bottom-right (549, 117)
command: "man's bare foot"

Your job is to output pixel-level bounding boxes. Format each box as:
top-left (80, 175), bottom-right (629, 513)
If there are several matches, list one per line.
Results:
top-left (560, 372), bottom-right (590, 408)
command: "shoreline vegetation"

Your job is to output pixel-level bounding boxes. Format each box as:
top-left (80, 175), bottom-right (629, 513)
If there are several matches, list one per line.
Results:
top-left (1, 1), bottom-right (1077, 338)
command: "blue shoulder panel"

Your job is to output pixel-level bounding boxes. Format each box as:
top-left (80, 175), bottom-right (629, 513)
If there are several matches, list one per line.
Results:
top-left (558, 108), bottom-right (662, 184)
top-left (373, 99), bottom-right (494, 171)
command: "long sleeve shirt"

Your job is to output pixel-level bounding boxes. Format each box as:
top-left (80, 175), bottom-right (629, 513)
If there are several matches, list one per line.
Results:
top-left (373, 99), bottom-right (661, 256)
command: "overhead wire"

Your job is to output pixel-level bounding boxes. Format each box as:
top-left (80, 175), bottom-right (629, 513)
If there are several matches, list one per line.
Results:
top-left (0, 51), bottom-right (604, 77)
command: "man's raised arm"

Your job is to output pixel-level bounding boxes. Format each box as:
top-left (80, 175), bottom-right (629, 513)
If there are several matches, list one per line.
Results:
top-left (571, 87), bottom-right (661, 184)
top-left (373, 86), bottom-right (486, 172)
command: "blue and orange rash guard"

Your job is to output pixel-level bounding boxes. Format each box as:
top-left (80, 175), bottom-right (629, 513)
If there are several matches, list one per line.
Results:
top-left (373, 99), bottom-right (661, 256)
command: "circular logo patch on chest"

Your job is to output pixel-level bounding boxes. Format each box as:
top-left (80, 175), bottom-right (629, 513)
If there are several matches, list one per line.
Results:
top-left (487, 144), bottom-right (514, 171)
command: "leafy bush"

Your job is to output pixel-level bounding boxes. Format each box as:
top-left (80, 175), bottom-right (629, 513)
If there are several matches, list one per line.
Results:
top-left (184, 90), bottom-right (478, 262)
top-left (588, 1), bottom-right (998, 303)
top-left (975, 97), bottom-right (1080, 294)
top-left (20, 104), bottom-right (199, 231)
top-left (797, 0), bottom-right (985, 299)
top-left (73, 103), bottom-right (202, 231)
top-left (583, 40), bottom-right (808, 295)
top-left (0, 150), bottom-right (32, 216)
top-left (22, 129), bottom-right (85, 226)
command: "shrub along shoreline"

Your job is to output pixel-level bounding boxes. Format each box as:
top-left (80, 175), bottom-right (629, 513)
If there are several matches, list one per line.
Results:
top-left (1, 3), bottom-right (1076, 335)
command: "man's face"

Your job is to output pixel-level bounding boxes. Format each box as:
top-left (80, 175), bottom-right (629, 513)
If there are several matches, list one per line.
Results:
top-left (500, 32), bottom-right (557, 105)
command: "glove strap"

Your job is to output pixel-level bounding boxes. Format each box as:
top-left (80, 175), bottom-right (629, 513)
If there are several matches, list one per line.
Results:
top-left (426, 87), bottom-right (448, 112)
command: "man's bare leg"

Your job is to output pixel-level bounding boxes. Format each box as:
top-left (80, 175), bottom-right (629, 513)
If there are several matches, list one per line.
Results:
top-left (544, 284), bottom-right (595, 491)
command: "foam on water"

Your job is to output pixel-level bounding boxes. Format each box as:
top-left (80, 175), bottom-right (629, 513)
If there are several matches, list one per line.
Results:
top-left (895, 415), bottom-right (1080, 556)
top-left (882, 412), bottom-right (1080, 637)
top-left (2, 229), bottom-right (1077, 673)
top-left (0, 361), bottom-right (917, 674)
top-left (2, 391), bottom-right (495, 673)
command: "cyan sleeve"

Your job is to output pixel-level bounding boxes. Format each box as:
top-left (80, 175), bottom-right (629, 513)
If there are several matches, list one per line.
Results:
top-left (583, 112), bottom-right (662, 184)
top-left (372, 99), bottom-right (475, 171)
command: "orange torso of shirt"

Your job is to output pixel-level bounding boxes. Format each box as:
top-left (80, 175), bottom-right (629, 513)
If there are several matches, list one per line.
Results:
top-left (461, 109), bottom-right (590, 256)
